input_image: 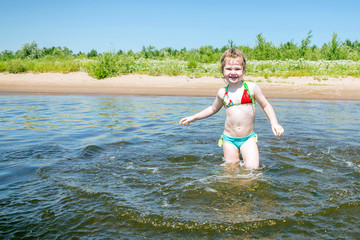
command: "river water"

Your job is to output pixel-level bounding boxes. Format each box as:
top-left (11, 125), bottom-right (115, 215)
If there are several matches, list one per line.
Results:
top-left (0, 94), bottom-right (359, 239)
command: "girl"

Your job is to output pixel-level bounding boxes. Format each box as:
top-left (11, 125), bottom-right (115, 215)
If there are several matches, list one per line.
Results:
top-left (179, 48), bottom-right (284, 169)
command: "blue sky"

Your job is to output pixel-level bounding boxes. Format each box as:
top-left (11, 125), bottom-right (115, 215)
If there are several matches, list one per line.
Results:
top-left (1, 0), bottom-right (359, 53)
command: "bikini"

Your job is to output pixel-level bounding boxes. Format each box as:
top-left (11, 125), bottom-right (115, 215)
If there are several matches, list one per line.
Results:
top-left (218, 80), bottom-right (257, 149)
top-left (223, 80), bottom-right (256, 108)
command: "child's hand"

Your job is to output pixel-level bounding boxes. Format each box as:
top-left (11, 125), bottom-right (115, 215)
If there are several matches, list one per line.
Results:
top-left (179, 116), bottom-right (194, 127)
top-left (272, 124), bottom-right (284, 137)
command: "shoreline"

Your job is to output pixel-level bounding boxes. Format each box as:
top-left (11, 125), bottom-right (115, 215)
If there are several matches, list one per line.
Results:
top-left (1, 72), bottom-right (360, 100)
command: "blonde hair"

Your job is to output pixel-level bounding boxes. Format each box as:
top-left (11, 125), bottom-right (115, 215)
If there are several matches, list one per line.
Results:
top-left (220, 48), bottom-right (247, 74)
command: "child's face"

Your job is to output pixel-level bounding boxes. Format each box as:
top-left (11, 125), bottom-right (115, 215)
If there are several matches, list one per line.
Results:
top-left (223, 58), bottom-right (244, 84)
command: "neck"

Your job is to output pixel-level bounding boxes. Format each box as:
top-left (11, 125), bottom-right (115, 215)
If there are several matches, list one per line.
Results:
top-left (228, 80), bottom-right (244, 87)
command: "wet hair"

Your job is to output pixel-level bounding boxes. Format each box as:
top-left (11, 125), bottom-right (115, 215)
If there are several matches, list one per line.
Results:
top-left (220, 48), bottom-right (247, 74)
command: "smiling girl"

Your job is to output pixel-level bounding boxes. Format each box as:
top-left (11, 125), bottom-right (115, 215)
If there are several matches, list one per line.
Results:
top-left (179, 48), bottom-right (284, 169)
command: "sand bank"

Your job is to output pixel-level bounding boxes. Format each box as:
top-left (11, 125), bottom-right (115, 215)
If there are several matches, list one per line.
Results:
top-left (0, 72), bottom-right (359, 100)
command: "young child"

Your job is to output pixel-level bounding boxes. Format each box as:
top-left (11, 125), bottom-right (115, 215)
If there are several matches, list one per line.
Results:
top-left (179, 48), bottom-right (284, 169)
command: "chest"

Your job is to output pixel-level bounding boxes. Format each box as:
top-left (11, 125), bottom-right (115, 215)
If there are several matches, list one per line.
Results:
top-left (225, 88), bottom-right (246, 101)
top-left (223, 87), bottom-right (253, 107)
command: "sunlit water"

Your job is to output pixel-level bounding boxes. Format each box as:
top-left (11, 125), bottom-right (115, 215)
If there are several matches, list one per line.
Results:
top-left (0, 94), bottom-right (359, 239)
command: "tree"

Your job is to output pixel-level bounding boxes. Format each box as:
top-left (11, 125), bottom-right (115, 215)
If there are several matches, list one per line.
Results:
top-left (0, 50), bottom-right (15, 60)
top-left (254, 33), bottom-right (275, 60)
top-left (227, 40), bottom-right (235, 49)
top-left (280, 40), bottom-right (299, 59)
top-left (300, 30), bottom-right (313, 57)
top-left (87, 49), bottom-right (98, 58)
top-left (16, 41), bottom-right (43, 59)
top-left (328, 33), bottom-right (341, 60)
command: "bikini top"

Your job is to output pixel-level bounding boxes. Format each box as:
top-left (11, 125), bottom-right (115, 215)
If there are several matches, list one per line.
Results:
top-left (223, 80), bottom-right (256, 108)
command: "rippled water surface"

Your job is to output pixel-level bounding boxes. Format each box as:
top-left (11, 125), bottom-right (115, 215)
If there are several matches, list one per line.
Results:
top-left (0, 94), bottom-right (359, 239)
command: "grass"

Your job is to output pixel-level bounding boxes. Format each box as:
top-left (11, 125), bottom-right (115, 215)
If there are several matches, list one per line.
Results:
top-left (246, 59), bottom-right (360, 78)
top-left (2, 33), bottom-right (360, 79)
top-left (0, 55), bottom-right (359, 79)
top-left (0, 57), bottom-right (85, 73)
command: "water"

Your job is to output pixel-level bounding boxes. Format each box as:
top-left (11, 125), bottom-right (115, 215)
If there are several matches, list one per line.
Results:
top-left (0, 94), bottom-right (359, 239)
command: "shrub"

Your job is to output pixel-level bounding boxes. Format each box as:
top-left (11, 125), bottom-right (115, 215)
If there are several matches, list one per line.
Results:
top-left (16, 41), bottom-right (43, 59)
top-left (86, 52), bottom-right (120, 79)
top-left (5, 60), bottom-right (28, 73)
top-left (187, 59), bottom-right (198, 69)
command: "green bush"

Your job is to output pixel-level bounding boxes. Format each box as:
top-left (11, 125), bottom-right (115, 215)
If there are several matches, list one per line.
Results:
top-left (87, 52), bottom-right (120, 79)
top-left (5, 60), bottom-right (28, 73)
top-left (1, 34), bottom-right (360, 78)
top-left (0, 62), bottom-right (5, 72)
top-left (187, 59), bottom-right (198, 69)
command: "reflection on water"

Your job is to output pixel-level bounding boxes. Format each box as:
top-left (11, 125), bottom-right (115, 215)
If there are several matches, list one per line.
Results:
top-left (0, 95), bottom-right (359, 239)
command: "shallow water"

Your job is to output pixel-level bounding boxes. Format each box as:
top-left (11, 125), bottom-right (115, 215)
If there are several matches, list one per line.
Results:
top-left (0, 94), bottom-right (359, 239)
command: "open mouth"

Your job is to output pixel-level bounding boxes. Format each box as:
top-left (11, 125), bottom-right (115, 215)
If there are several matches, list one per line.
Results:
top-left (229, 75), bottom-right (238, 81)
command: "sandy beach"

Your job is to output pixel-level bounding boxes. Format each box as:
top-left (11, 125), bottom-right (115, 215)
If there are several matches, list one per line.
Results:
top-left (0, 72), bottom-right (359, 100)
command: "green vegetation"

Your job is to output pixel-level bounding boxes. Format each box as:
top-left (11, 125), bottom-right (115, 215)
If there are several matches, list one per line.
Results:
top-left (1, 32), bottom-right (360, 79)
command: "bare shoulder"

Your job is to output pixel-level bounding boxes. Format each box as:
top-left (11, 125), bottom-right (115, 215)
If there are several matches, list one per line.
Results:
top-left (245, 81), bottom-right (260, 90)
top-left (216, 86), bottom-right (226, 99)
top-left (245, 81), bottom-right (262, 94)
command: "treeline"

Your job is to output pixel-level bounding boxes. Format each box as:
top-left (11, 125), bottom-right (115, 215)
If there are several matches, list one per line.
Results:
top-left (1, 32), bottom-right (360, 62)
top-left (1, 32), bottom-right (360, 79)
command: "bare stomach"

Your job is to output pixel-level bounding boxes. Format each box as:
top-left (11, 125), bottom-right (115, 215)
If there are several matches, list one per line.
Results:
top-left (223, 105), bottom-right (256, 137)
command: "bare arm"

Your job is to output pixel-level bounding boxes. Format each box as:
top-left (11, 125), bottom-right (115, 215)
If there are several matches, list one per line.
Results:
top-left (179, 90), bottom-right (224, 127)
top-left (252, 83), bottom-right (284, 137)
